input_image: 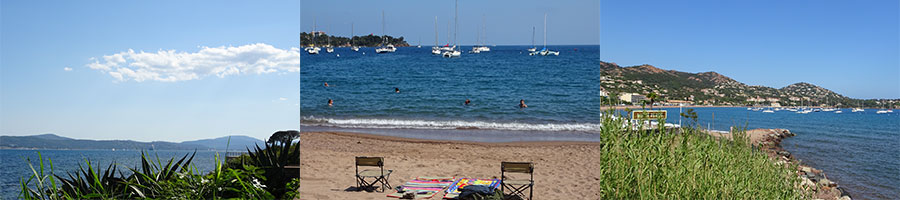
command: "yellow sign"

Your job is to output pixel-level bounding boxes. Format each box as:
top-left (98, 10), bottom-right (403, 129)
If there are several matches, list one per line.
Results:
top-left (631, 110), bottom-right (667, 120)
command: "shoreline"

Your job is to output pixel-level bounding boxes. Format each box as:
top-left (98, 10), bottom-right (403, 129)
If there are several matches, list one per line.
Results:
top-left (299, 125), bottom-right (602, 143)
top-left (298, 131), bottom-right (601, 199)
top-left (710, 129), bottom-right (852, 200)
top-left (310, 131), bottom-right (600, 146)
top-left (601, 105), bottom-right (741, 110)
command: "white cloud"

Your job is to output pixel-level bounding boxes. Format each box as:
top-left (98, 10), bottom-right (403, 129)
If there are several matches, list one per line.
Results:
top-left (63, 67), bottom-right (73, 71)
top-left (279, 97), bottom-right (287, 101)
top-left (86, 43), bottom-right (299, 82)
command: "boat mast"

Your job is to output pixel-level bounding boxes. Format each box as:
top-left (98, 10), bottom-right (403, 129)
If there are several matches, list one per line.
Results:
top-left (351, 22), bottom-right (354, 46)
top-left (481, 15), bottom-right (486, 46)
top-left (532, 27), bottom-right (535, 48)
top-left (543, 13), bottom-right (547, 48)
top-left (454, 0), bottom-right (458, 49)
top-left (313, 18), bottom-right (317, 47)
top-left (447, 22), bottom-right (451, 46)
top-left (434, 16), bottom-right (438, 47)
top-left (382, 10), bottom-right (386, 46)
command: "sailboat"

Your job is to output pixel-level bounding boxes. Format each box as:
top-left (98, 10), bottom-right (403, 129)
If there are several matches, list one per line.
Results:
top-left (472, 15), bottom-right (490, 53)
top-left (439, 21), bottom-right (453, 51)
top-left (470, 25), bottom-right (481, 54)
top-left (527, 26), bottom-right (536, 52)
top-left (442, 0), bottom-right (461, 58)
top-left (432, 16), bottom-right (442, 54)
top-left (351, 22), bottom-right (359, 52)
top-left (325, 25), bottom-right (334, 53)
top-left (530, 13), bottom-right (559, 56)
top-left (375, 10), bottom-right (396, 53)
top-left (852, 100), bottom-right (864, 112)
top-left (306, 19), bottom-right (320, 54)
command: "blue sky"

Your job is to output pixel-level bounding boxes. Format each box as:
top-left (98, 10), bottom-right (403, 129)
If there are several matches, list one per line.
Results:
top-left (1, 0), bottom-right (300, 141)
top-left (601, 0), bottom-right (899, 99)
top-left (301, 0), bottom-right (600, 46)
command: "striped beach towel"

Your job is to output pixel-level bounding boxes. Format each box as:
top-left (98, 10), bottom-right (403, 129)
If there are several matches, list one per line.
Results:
top-left (442, 178), bottom-right (501, 199)
top-left (387, 176), bottom-right (456, 199)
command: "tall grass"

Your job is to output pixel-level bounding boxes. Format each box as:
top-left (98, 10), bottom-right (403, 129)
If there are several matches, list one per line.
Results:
top-left (599, 109), bottom-right (804, 199)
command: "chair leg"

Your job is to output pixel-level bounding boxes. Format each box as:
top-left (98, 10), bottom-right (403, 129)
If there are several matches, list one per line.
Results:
top-left (503, 184), bottom-right (533, 200)
top-left (529, 183), bottom-right (533, 200)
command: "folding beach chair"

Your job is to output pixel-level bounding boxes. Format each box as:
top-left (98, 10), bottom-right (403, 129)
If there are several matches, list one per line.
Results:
top-left (355, 156), bottom-right (393, 192)
top-left (501, 162), bottom-right (534, 200)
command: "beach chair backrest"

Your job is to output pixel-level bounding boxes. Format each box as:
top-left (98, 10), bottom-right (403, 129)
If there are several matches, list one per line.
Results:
top-left (356, 157), bottom-right (384, 167)
top-left (501, 162), bottom-right (533, 173)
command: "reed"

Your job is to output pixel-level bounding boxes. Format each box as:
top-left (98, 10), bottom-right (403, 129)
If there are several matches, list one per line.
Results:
top-left (599, 109), bottom-right (804, 199)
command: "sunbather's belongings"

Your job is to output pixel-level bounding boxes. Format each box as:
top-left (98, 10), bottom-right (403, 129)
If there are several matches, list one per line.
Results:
top-left (387, 176), bottom-right (455, 199)
top-left (355, 156), bottom-right (393, 192)
top-left (501, 162), bottom-right (534, 200)
top-left (443, 178), bottom-right (501, 199)
top-left (458, 185), bottom-right (500, 199)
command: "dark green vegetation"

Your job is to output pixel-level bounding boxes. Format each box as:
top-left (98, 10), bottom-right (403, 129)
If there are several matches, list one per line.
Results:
top-left (601, 61), bottom-right (900, 108)
top-left (1, 134), bottom-right (264, 151)
top-left (599, 109), bottom-right (804, 199)
top-left (300, 32), bottom-right (409, 47)
top-left (19, 131), bottom-right (300, 199)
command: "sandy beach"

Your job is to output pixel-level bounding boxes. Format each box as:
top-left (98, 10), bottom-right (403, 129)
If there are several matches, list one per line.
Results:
top-left (298, 131), bottom-right (601, 200)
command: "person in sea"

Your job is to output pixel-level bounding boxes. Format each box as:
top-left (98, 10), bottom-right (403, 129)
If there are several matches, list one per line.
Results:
top-left (519, 99), bottom-right (527, 108)
top-left (395, 87), bottom-right (400, 93)
top-left (465, 99), bottom-right (471, 106)
top-left (328, 99), bottom-right (333, 107)
top-left (324, 82), bottom-right (329, 87)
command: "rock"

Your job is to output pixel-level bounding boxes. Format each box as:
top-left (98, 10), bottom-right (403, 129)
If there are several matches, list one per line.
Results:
top-left (777, 151), bottom-right (791, 157)
top-left (838, 196), bottom-right (851, 200)
top-left (819, 178), bottom-right (837, 187)
top-left (801, 166), bottom-right (813, 173)
top-left (837, 187), bottom-right (851, 198)
top-left (800, 177), bottom-right (816, 189)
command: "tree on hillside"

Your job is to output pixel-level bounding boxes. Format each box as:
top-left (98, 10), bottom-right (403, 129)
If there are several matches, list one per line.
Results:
top-left (609, 92), bottom-right (620, 106)
top-left (267, 130), bottom-right (300, 146)
top-left (647, 92), bottom-right (659, 110)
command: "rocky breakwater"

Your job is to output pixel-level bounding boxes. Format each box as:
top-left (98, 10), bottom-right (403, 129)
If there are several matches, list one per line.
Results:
top-left (751, 129), bottom-right (852, 200)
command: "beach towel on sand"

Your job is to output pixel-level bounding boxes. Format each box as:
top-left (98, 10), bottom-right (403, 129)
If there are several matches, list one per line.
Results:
top-left (387, 176), bottom-right (456, 199)
top-left (442, 178), bottom-right (500, 199)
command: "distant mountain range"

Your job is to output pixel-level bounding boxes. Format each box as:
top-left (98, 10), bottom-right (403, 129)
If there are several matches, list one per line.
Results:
top-left (600, 61), bottom-right (899, 108)
top-left (0, 134), bottom-right (265, 151)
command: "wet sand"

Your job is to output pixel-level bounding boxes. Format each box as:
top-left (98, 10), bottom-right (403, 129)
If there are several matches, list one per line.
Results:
top-left (298, 131), bottom-right (601, 199)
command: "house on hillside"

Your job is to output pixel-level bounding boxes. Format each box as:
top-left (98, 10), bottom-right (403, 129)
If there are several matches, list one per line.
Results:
top-left (619, 93), bottom-right (647, 104)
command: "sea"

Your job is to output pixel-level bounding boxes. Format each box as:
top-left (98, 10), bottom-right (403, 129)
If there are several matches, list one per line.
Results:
top-left (300, 45), bottom-right (603, 142)
top-left (649, 107), bottom-right (900, 200)
top-left (0, 149), bottom-right (224, 199)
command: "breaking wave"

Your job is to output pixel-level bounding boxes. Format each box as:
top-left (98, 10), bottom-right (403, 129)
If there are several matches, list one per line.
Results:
top-left (301, 116), bottom-right (602, 132)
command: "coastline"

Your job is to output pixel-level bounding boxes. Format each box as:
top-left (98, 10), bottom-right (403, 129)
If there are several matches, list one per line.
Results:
top-left (710, 129), bottom-right (853, 200)
top-left (601, 105), bottom-right (741, 110)
top-left (298, 131), bottom-right (601, 199)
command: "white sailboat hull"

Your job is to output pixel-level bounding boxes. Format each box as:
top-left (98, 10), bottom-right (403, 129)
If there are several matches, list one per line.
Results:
top-left (442, 50), bottom-right (460, 57)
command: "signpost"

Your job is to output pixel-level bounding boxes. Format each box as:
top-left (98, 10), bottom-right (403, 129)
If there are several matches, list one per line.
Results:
top-left (631, 110), bottom-right (667, 120)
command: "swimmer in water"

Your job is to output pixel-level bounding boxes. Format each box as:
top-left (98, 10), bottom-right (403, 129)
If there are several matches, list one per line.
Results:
top-left (328, 99), bottom-right (333, 107)
top-left (519, 99), bottom-right (527, 108)
top-left (465, 99), bottom-right (471, 105)
top-left (324, 82), bottom-right (329, 87)
top-left (395, 88), bottom-right (400, 93)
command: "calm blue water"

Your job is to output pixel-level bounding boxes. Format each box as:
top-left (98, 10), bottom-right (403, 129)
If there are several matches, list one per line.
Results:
top-left (300, 45), bottom-right (601, 142)
top-left (649, 107), bottom-right (900, 199)
top-left (1, 150), bottom-right (224, 199)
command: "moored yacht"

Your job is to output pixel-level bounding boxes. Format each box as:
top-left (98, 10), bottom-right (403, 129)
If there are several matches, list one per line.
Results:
top-left (529, 14), bottom-right (559, 56)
